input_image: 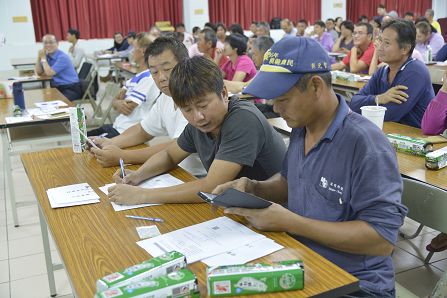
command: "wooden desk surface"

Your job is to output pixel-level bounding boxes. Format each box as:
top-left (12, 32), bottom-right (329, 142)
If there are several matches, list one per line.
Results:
top-left (332, 77), bottom-right (366, 91)
top-left (21, 147), bottom-right (359, 298)
top-left (383, 122), bottom-right (447, 190)
top-left (0, 88), bottom-right (73, 128)
top-left (10, 57), bottom-right (36, 67)
top-left (114, 61), bottom-right (138, 75)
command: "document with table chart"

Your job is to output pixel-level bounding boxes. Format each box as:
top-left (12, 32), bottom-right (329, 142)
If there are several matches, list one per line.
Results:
top-left (46, 183), bottom-right (100, 208)
top-left (98, 173), bottom-right (184, 211)
top-left (137, 216), bottom-right (268, 263)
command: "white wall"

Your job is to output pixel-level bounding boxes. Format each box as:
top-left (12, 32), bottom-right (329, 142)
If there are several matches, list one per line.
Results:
top-left (183, 0), bottom-right (209, 33)
top-left (321, 0), bottom-right (346, 21)
top-left (432, 0), bottom-right (447, 19)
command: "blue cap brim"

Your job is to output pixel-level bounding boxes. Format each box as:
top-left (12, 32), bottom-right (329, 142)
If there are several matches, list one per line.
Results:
top-left (243, 72), bottom-right (302, 100)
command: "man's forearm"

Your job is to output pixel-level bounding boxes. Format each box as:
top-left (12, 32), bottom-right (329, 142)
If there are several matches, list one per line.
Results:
top-left (286, 215), bottom-right (394, 256)
top-left (111, 124), bottom-right (151, 148)
top-left (253, 173), bottom-right (288, 203)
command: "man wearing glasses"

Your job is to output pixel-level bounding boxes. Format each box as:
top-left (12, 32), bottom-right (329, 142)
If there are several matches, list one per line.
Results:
top-left (331, 22), bottom-right (375, 74)
top-left (35, 34), bottom-right (82, 101)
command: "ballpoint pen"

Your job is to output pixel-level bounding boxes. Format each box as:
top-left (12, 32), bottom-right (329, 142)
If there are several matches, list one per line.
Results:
top-left (119, 158), bottom-right (126, 178)
top-left (125, 215), bottom-right (164, 222)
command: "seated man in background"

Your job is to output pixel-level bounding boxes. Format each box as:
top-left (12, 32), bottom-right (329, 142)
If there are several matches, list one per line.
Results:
top-left (425, 8), bottom-right (442, 34)
top-left (415, 20), bottom-right (444, 60)
top-left (312, 20), bottom-right (333, 52)
top-left (214, 36), bottom-right (407, 297)
top-left (88, 33), bottom-right (159, 138)
top-left (35, 34), bottom-right (82, 101)
top-left (256, 22), bottom-right (271, 37)
top-left (66, 28), bottom-right (85, 70)
top-left (198, 28), bottom-right (228, 67)
top-left (331, 22), bottom-right (375, 74)
top-left (107, 56), bottom-right (287, 205)
top-left (296, 19), bottom-right (308, 37)
top-left (350, 19), bottom-right (434, 128)
top-left (280, 18), bottom-right (297, 38)
top-left (91, 37), bottom-right (204, 176)
top-left (117, 31), bottom-right (137, 61)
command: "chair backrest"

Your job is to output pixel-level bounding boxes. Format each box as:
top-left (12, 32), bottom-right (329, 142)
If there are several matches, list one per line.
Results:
top-left (438, 18), bottom-right (447, 43)
top-left (402, 177), bottom-right (447, 233)
top-left (78, 62), bottom-right (93, 80)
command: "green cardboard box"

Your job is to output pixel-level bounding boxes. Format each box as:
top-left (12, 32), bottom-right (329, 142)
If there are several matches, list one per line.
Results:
top-left (387, 133), bottom-right (433, 156)
top-left (207, 260), bottom-right (304, 296)
top-left (96, 251), bottom-right (186, 292)
top-left (426, 146), bottom-right (447, 170)
top-left (95, 268), bottom-right (199, 298)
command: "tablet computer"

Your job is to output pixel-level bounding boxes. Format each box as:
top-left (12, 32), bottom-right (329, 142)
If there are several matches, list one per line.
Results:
top-left (197, 188), bottom-right (272, 209)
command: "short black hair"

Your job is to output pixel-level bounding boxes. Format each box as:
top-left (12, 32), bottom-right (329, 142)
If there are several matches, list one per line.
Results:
top-left (204, 22), bottom-right (217, 32)
top-left (326, 18), bottom-right (335, 23)
top-left (200, 28), bottom-right (217, 48)
top-left (298, 19), bottom-right (308, 25)
top-left (216, 22), bottom-right (226, 31)
top-left (229, 23), bottom-right (244, 36)
top-left (378, 4), bottom-right (386, 9)
top-left (114, 32), bottom-right (123, 37)
top-left (252, 36), bottom-right (274, 53)
top-left (358, 15), bottom-right (368, 22)
top-left (169, 56), bottom-right (224, 108)
top-left (415, 20), bottom-right (432, 35)
top-left (314, 20), bottom-right (326, 28)
top-left (295, 73), bottom-right (332, 92)
top-left (175, 23), bottom-right (185, 29)
top-left (382, 19), bottom-right (416, 56)
top-left (144, 37), bottom-right (188, 66)
top-left (67, 28), bottom-right (80, 39)
top-left (340, 20), bottom-right (354, 32)
top-left (224, 33), bottom-right (247, 55)
top-left (405, 11), bottom-right (414, 17)
top-left (355, 22), bottom-right (373, 35)
top-left (127, 31), bottom-right (136, 39)
top-left (192, 26), bottom-right (201, 34)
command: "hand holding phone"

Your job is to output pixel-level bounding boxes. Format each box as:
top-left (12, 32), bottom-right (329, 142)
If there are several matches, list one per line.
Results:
top-left (197, 188), bottom-right (272, 209)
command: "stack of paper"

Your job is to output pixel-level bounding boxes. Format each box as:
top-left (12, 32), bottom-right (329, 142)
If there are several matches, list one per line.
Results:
top-left (34, 100), bottom-right (68, 109)
top-left (137, 217), bottom-right (283, 265)
top-left (99, 173), bottom-right (183, 211)
top-left (46, 183), bottom-right (100, 208)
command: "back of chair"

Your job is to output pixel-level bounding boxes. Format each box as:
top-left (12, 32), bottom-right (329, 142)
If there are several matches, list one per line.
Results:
top-left (78, 62), bottom-right (93, 80)
top-left (439, 17), bottom-right (447, 43)
top-left (402, 178), bottom-right (447, 233)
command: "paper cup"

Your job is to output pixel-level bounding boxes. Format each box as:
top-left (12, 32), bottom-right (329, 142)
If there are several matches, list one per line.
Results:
top-left (360, 106), bottom-right (387, 129)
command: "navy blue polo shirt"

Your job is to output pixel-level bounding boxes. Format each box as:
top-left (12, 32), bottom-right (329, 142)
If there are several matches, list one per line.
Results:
top-left (282, 95), bottom-right (407, 294)
top-left (45, 50), bottom-right (79, 86)
top-left (350, 57), bottom-right (434, 128)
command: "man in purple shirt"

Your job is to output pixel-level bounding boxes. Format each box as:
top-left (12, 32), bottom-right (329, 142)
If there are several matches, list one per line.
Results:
top-left (415, 20), bottom-right (445, 60)
top-left (215, 37), bottom-right (407, 297)
top-left (313, 20), bottom-right (333, 52)
top-left (351, 19), bottom-right (434, 128)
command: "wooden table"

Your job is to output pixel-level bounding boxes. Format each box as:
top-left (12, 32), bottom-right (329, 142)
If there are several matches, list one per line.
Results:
top-left (332, 77), bottom-right (366, 100)
top-left (427, 63), bottom-right (446, 85)
top-left (21, 147), bottom-right (359, 297)
top-left (0, 71), bottom-right (52, 93)
top-left (2, 88), bottom-right (74, 227)
top-left (383, 122), bottom-right (447, 190)
top-left (10, 57), bottom-right (36, 71)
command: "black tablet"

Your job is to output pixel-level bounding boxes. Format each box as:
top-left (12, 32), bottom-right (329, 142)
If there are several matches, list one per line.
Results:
top-left (197, 188), bottom-right (272, 209)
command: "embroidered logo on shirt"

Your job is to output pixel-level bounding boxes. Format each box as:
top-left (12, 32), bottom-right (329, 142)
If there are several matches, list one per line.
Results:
top-left (319, 177), bottom-right (328, 188)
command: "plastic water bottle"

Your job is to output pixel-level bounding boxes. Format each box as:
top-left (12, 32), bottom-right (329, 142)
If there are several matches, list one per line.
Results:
top-left (12, 82), bottom-right (25, 110)
top-left (427, 45), bottom-right (432, 62)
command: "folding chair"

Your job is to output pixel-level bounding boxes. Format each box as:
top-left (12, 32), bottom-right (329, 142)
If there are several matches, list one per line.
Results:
top-left (88, 82), bottom-right (121, 128)
top-left (73, 62), bottom-right (99, 111)
top-left (399, 177), bottom-right (447, 264)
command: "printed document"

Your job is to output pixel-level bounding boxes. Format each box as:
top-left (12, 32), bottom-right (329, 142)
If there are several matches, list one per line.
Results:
top-left (46, 183), bottom-right (100, 208)
top-left (137, 216), bottom-right (266, 263)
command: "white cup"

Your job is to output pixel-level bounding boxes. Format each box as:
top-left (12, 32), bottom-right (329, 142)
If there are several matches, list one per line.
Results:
top-left (360, 106), bottom-right (387, 129)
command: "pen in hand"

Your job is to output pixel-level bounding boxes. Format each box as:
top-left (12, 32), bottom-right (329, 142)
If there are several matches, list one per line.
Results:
top-left (119, 158), bottom-right (126, 178)
top-left (125, 215), bottom-right (164, 222)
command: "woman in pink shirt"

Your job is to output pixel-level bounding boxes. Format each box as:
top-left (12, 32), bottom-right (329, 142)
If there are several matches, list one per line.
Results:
top-left (219, 33), bottom-right (257, 82)
top-left (421, 70), bottom-right (447, 253)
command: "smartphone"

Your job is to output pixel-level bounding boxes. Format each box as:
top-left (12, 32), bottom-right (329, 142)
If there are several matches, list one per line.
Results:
top-left (197, 188), bottom-right (272, 209)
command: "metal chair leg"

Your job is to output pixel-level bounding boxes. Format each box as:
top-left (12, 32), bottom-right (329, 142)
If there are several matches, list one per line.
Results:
top-left (399, 223), bottom-right (424, 240)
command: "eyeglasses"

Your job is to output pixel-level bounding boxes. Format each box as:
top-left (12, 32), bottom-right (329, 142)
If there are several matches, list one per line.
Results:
top-left (43, 41), bottom-right (57, 45)
top-left (353, 31), bottom-right (367, 36)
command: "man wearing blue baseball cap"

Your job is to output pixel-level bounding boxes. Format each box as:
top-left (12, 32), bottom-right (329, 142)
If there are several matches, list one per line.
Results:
top-left (214, 37), bottom-right (407, 297)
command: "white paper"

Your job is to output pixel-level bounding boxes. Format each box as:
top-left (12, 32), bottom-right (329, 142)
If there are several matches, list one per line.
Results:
top-left (46, 183), bottom-right (100, 208)
top-left (5, 116), bottom-right (33, 123)
top-left (8, 76), bottom-right (38, 81)
top-left (97, 53), bottom-right (118, 58)
top-left (99, 174), bottom-right (183, 211)
top-left (136, 225), bottom-right (161, 239)
top-left (34, 100), bottom-right (68, 108)
top-left (202, 238), bottom-right (283, 267)
top-left (137, 216), bottom-right (266, 264)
